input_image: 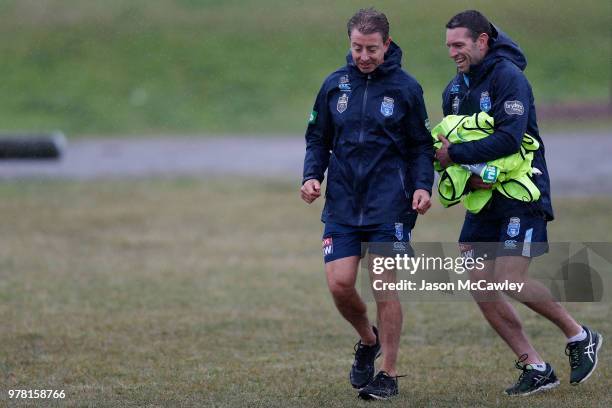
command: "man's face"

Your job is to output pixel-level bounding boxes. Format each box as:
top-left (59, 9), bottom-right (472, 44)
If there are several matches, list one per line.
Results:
top-left (350, 29), bottom-right (390, 74)
top-left (446, 27), bottom-right (487, 73)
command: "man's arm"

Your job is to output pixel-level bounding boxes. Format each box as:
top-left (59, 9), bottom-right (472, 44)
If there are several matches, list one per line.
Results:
top-left (406, 86), bottom-right (435, 194)
top-left (406, 86), bottom-right (434, 214)
top-left (303, 83), bottom-right (333, 184)
top-left (448, 66), bottom-right (530, 164)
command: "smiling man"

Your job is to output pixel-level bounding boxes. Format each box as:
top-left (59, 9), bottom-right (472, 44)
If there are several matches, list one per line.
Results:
top-left (437, 10), bottom-right (603, 396)
top-left (300, 8), bottom-right (433, 400)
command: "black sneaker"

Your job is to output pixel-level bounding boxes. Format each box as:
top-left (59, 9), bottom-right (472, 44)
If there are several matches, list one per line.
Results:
top-left (504, 355), bottom-right (560, 396)
top-left (566, 325), bottom-right (603, 385)
top-left (358, 371), bottom-right (403, 400)
top-left (349, 326), bottom-right (381, 389)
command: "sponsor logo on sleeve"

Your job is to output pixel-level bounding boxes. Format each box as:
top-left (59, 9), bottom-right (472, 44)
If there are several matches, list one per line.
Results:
top-left (308, 110), bottom-right (317, 124)
top-left (504, 100), bottom-right (524, 115)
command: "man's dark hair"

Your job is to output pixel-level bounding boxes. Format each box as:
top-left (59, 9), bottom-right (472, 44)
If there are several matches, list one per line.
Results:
top-left (446, 10), bottom-right (492, 41)
top-left (347, 8), bottom-right (389, 42)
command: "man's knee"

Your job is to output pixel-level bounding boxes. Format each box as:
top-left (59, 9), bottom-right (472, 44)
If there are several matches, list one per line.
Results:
top-left (328, 278), bottom-right (356, 300)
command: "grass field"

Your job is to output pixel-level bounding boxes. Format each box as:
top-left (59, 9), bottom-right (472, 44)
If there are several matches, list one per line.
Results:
top-left (0, 178), bottom-right (610, 407)
top-left (0, 0), bottom-right (609, 135)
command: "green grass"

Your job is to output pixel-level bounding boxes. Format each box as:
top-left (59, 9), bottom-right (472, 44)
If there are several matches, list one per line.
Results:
top-left (0, 178), bottom-right (610, 407)
top-left (0, 0), bottom-right (609, 135)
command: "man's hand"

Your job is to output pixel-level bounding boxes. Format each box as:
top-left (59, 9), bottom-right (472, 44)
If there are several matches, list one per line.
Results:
top-left (300, 179), bottom-right (321, 204)
top-left (468, 174), bottom-right (493, 190)
top-left (435, 134), bottom-right (453, 168)
top-left (412, 189), bottom-right (431, 215)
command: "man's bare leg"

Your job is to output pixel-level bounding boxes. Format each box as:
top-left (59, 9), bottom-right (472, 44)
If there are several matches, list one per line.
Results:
top-left (326, 256), bottom-right (376, 344)
top-left (469, 260), bottom-right (543, 364)
top-left (495, 256), bottom-right (583, 338)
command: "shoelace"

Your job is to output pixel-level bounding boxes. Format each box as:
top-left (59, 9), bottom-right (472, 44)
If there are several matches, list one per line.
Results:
top-left (353, 341), bottom-right (375, 366)
top-left (565, 343), bottom-right (580, 369)
top-left (513, 353), bottom-right (531, 385)
top-left (372, 371), bottom-right (407, 384)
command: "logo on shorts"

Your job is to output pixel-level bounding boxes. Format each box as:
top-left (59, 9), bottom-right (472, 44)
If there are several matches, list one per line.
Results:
top-left (337, 93), bottom-right (348, 113)
top-left (322, 237), bottom-right (333, 256)
top-left (480, 91), bottom-right (491, 112)
top-left (507, 217), bottom-right (521, 238)
top-left (394, 222), bottom-right (404, 241)
top-left (393, 242), bottom-right (407, 251)
top-left (459, 243), bottom-right (474, 259)
top-left (504, 239), bottom-right (518, 249)
top-left (381, 96), bottom-right (394, 117)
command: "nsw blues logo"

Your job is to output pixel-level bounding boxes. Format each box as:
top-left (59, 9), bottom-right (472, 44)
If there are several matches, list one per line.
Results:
top-left (507, 217), bottom-right (521, 238)
top-left (450, 83), bottom-right (460, 94)
top-left (380, 96), bottom-right (394, 117)
top-left (480, 91), bottom-right (491, 112)
top-left (394, 222), bottom-right (404, 241)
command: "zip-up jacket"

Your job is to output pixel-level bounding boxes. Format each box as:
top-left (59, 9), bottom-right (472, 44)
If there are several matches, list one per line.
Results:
top-left (442, 25), bottom-right (554, 220)
top-left (303, 42), bottom-right (434, 226)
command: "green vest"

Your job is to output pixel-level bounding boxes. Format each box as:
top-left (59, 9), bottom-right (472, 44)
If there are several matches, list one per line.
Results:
top-left (432, 112), bottom-right (541, 213)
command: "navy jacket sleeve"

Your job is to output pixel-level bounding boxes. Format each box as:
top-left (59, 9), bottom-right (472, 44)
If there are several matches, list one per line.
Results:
top-left (449, 66), bottom-right (529, 164)
top-left (406, 86), bottom-right (434, 194)
top-left (302, 82), bottom-right (333, 184)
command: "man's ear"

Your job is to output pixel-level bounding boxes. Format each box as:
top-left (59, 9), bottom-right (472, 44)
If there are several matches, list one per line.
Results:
top-left (477, 33), bottom-right (489, 51)
top-left (383, 36), bottom-right (392, 52)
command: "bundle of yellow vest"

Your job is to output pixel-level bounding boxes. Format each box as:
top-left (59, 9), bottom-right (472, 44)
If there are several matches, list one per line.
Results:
top-left (432, 112), bottom-right (540, 213)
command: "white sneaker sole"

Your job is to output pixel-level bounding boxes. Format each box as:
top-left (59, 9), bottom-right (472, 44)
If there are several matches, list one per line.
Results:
top-left (504, 380), bottom-right (560, 396)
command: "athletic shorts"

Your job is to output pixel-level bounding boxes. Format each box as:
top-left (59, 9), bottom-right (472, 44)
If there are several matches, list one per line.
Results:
top-left (458, 209), bottom-right (548, 259)
top-left (322, 222), bottom-right (413, 263)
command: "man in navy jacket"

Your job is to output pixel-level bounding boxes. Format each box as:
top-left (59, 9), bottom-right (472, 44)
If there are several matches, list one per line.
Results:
top-left (436, 10), bottom-right (602, 396)
top-left (301, 8), bottom-right (433, 400)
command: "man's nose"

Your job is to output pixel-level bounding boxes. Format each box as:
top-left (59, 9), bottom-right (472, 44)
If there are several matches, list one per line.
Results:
top-left (449, 47), bottom-right (458, 58)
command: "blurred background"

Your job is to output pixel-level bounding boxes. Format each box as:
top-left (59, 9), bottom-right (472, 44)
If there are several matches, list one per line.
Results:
top-left (0, 1), bottom-right (610, 406)
top-left (0, 0), bottom-right (609, 135)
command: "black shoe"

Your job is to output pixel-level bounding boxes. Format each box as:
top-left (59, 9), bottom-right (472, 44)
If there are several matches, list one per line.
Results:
top-left (349, 326), bottom-right (381, 389)
top-left (504, 355), bottom-right (560, 396)
top-left (566, 325), bottom-right (603, 385)
top-left (358, 371), bottom-right (403, 400)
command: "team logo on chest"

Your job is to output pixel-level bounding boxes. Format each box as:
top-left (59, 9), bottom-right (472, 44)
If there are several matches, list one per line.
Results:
top-left (450, 83), bottom-right (460, 94)
top-left (380, 96), bottom-right (394, 117)
top-left (337, 93), bottom-right (348, 113)
top-left (480, 91), bottom-right (491, 112)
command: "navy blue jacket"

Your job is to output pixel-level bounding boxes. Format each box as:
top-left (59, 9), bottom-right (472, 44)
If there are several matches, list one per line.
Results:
top-left (303, 42), bottom-right (434, 226)
top-left (442, 25), bottom-right (554, 220)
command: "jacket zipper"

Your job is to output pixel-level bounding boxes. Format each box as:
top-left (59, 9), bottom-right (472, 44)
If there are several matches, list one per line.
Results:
top-left (357, 74), bottom-right (371, 226)
top-left (398, 168), bottom-right (409, 199)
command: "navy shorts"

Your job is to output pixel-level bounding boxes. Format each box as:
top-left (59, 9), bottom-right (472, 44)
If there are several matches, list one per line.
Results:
top-left (459, 210), bottom-right (548, 259)
top-left (322, 222), bottom-right (413, 263)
